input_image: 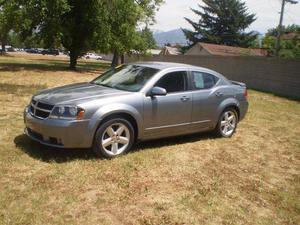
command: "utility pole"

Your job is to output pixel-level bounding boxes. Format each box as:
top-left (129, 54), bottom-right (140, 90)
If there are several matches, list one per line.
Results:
top-left (275, 0), bottom-right (298, 57)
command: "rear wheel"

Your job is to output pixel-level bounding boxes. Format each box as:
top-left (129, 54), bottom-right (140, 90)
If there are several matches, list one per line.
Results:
top-left (93, 118), bottom-right (134, 158)
top-left (215, 108), bottom-right (238, 138)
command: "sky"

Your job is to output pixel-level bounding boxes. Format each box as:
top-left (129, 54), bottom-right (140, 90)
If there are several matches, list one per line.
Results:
top-left (151, 0), bottom-right (300, 33)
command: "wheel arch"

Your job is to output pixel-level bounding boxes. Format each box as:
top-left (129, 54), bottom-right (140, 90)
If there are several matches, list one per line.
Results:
top-left (95, 112), bottom-right (139, 141)
top-left (218, 98), bottom-right (241, 121)
top-left (88, 104), bottom-right (143, 146)
top-left (223, 104), bottom-right (240, 121)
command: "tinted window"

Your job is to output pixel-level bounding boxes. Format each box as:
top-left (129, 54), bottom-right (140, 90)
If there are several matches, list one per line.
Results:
top-left (156, 71), bottom-right (187, 93)
top-left (191, 72), bottom-right (219, 90)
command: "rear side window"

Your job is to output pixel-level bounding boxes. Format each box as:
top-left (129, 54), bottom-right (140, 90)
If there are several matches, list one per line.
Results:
top-left (156, 71), bottom-right (187, 93)
top-left (191, 71), bottom-right (219, 90)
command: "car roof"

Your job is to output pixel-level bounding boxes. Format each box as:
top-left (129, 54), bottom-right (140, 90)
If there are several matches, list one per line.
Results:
top-left (129, 61), bottom-right (223, 77)
top-left (130, 61), bottom-right (196, 70)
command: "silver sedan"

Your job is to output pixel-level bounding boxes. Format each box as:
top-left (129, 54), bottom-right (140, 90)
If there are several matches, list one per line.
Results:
top-left (24, 62), bottom-right (248, 158)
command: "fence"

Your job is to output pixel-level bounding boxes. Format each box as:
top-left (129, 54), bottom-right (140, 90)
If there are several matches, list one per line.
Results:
top-left (125, 55), bottom-right (300, 100)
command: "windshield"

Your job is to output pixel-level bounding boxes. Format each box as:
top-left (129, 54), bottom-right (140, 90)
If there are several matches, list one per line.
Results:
top-left (92, 65), bottom-right (159, 92)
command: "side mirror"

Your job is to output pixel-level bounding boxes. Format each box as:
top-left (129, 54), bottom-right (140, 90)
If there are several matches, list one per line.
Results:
top-left (148, 86), bottom-right (167, 97)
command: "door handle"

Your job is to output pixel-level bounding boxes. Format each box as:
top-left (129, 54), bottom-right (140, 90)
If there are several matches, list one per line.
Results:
top-left (180, 96), bottom-right (190, 102)
top-left (215, 92), bottom-right (223, 97)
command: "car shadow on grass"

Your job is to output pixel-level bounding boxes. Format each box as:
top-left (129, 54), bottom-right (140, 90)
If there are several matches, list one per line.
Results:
top-left (133, 132), bottom-right (214, 153)
top-left (14, 134), bottom-right (96, 163)
top-left (14, 132), bottom-right (216, 163)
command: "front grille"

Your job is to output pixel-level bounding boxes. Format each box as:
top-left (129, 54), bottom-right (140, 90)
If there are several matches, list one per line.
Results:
top-left (30, 99), bottom-right (54, 119)
top-left (37, 102), bottom-right (53, 110)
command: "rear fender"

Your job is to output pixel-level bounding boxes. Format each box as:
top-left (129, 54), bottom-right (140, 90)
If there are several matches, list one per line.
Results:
top-left (215, 98), bottom-right (240, 123)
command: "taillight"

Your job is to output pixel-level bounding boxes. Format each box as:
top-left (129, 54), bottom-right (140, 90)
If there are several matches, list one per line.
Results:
top-left (243, 89), bottom-right (248, 98)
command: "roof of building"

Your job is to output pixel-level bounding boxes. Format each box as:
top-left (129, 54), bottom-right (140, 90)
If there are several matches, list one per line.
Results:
top-left (160, 46), bottom-right (181, 55)
top-left (147, 49), bottom-right (162, 55)
top-left (186, 42), bottom-right (268, 57)
top-left (282, 32), bottom-right (300, 40)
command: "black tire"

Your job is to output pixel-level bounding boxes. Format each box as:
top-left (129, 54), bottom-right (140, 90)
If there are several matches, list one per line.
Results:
top-left (214, 108), bottom-right (238, 138)
top-left (92, 118), bottom-right (135, 159)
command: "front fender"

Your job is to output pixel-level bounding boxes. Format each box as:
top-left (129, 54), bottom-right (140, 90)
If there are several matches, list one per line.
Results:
top-left (87, 103), bottom-right (143, 140)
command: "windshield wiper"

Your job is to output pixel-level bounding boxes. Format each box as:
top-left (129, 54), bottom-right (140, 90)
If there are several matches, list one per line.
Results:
top-left (93, 82), bottom-right (113, 89)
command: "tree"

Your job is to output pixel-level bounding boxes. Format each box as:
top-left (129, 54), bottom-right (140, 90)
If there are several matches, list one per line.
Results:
top-left (183, 0), bottom-right (257, 48)
top-left (59, 0), bottom-right (110, 69)
top-left (19, 0), bottom-right (110, 69)
top-left (107, 0), bottom-right (143, 67)
top-left (19, 0), bottom-right (163, 69)
top-left (263, 24), bottom-right (300, 59)
top-left (140, 26), bottom-right (157, 49)
top-left (266, 24), bottom-right (300, 37)
top-left (109, 0), bottom-right (163, 67)
top-left (0, 0), bottom-right (21, 53)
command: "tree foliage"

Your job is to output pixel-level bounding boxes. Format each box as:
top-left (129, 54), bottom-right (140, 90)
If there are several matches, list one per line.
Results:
top-left (266, 24), bottom-right (300, 37)
top-left (16, 0), bottom-right (163, 69)
top-left (18, 0), bottom-right (110, 69)
top-left (183, 0), bottom-right (257, 48)
top-left (263, 24), bottom-right (300, 59)
top-left (0, 0), bottom-right (22, 52)
top-left (140, 26), bottom-right (157, 49)
top-left (107, 0), bottom-right (162, 66)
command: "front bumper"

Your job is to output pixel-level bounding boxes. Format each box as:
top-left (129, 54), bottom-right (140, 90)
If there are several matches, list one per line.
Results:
top-left (24, 107), bottom-right (92, 148)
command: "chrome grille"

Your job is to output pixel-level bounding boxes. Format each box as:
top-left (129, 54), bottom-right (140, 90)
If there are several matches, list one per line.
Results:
top-left (30, 99), bottom-right (54, 119)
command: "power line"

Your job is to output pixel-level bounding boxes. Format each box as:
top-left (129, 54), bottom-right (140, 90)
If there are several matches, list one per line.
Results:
top-left (285, 9), bottom-right (297, 23)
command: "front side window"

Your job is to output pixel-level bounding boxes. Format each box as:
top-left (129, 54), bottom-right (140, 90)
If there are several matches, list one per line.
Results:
top-left (155, 71), bottom-right (187, 93)
top-left (92, 65), bottom-right (159, 92)
top-left (191, 71), bottom-right (219, 90)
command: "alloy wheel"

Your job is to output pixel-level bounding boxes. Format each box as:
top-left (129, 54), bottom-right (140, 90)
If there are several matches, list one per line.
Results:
top-left (101, 123), bottom-right (130, 156)
top-left (220, 111), bottom-right (237, 136)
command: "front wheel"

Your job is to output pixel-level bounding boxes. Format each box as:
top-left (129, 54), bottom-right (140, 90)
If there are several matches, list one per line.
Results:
top-left (214, 108), bottom-right (238, 138)
top-left (93, 118), bottom-right (134, 158)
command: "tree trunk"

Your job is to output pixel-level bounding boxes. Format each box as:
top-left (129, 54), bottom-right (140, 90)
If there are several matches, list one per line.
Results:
top-left (111, 50), bottom-right (119, 68)
top-left (1, 41), bottom-right (6, 55)
top-left (69, 50), bottom-right (78, 70)
top-left (121, 54), bottom-right (125, 64)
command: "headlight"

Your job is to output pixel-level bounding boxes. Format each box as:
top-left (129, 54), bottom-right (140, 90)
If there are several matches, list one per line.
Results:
top-left (49, 105), bottom-right (85, 120)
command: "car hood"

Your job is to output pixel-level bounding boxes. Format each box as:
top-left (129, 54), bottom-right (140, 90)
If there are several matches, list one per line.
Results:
top-left (33, 82), bottom-right (129, 105)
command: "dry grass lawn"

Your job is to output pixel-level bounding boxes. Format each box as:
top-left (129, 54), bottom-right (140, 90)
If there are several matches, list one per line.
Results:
top-left (0, 53), bottom-right (299, 225)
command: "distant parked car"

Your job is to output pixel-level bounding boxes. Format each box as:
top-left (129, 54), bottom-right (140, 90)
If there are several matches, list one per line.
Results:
top-left (14, 48), bottom-right (24, 52)
top-left (24, 62), bottom-right (248, 159)
top-left (84, 53), bottom-right (102, 60)
top-left (7, 47), bottom-right (16, 52)
top-left (62, 50), bottom-right (70, 56)
top-left (42, 49), bottom-right (59, 56)
top-left (25, 48), bottom-right (39, 54)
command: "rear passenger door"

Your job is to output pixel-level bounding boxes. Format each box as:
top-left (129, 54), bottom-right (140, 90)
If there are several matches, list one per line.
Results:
top-left (190, 71), bottom-right (222, 128)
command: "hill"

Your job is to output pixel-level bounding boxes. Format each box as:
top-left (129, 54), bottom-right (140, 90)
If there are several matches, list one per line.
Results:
top-left (154, 29), bottom-right (188, 47)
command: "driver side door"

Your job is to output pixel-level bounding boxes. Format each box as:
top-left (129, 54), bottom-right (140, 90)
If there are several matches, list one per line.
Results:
top-left (143, 71), bottom-right (192, 139)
